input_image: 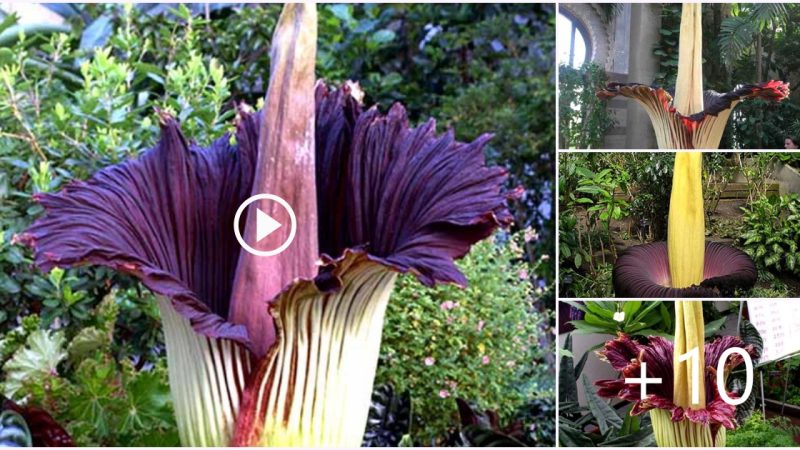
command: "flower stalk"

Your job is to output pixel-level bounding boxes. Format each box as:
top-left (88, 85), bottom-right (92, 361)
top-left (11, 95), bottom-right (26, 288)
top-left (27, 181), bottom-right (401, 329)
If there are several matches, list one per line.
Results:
top-left (673, 3), bottom-right (703, 116)
top-left (228, 3), bottom-right (319, 358)
top-left (672, 301), bottom-right (705, 410)
top-left (667, 153), bottom-right (704, 288)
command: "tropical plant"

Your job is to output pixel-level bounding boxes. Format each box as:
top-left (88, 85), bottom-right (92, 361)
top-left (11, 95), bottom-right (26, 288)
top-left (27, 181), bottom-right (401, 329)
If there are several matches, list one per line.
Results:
top-left (740, 193), bottom-right (800, 275)
top-left (361, 384), bottom-right (411, 447)
top-left (558, 153), bottom-right (629, 284)
top-left (625, 153), bottom-right (674, 242)
top-left (718, 4), bottom-right (788, 78)
top-left (599, 3), bottom-right (789, 150)
top-left (558, 334), bottom-right (656, 447)
top-left (0, 293), bottom-right (177, 446)
top-left (608, 5), bottom-right (765, 299)
top-left (565, 301), bottom-right (674, 338)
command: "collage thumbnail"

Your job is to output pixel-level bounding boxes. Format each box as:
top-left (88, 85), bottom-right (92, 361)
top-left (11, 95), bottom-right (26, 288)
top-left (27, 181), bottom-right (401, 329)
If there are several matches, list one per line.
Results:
top-left (0, 2), bottom-right (799, 449)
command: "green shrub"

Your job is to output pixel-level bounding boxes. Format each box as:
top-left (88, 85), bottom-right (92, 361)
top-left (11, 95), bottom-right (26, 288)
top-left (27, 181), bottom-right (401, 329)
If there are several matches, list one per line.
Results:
top-left (740, 194), bottom-right (800, 275)
top-left (726, 411), bottom-right (797, 447)
top-left (376, 232), bottom-right (553, 445)
top-left (0, 292), bottom-right (177, 446)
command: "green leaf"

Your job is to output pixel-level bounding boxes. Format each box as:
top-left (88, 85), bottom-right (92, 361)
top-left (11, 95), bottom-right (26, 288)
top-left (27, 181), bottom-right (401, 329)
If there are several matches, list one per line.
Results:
top-left (559, 334), bottom-right (578, 403)
top-left (67, 326), bottom-right (109, 362)
top-left (1, 329), bottom-right (67, 399)
top-left (559, 424), bottom-right (595, 447)
top-left (67, 358), bottom-right (118, 439)
top-left (582, 375), bottom-right (623, 434)
top-left (369, 29), bottom-right (396, 45)
top-left (329, 4), bottom-right (353, 24)
top-left (739, 319), bottom-right (763, 363)
top-left (622, 301), bottom-right (642, 322)
top-left (585, 301), bottom-right (615, 320)
top-left (704, 316), bottom-right (728, 337)
top-left (120, 369), bottom-right (175, 434)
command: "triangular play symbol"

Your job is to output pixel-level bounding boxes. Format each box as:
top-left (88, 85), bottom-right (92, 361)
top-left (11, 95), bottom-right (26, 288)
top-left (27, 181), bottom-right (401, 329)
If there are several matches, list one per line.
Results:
top-left (256, 208), bottom-right (282, 242)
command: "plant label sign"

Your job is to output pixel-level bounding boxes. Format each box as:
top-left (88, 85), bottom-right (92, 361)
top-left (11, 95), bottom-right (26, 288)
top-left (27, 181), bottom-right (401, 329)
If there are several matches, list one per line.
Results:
top-left (748, 301), bottom-right (800, 365)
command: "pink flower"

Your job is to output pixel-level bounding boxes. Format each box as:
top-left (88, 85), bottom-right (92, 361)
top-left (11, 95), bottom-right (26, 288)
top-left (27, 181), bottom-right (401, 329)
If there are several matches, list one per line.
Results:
top-left (477, 320), bottom-right (485, 332)
top-left (439, 300), bottom-right (457, 311)
top-left (446, 380), bottom-right (458, 389)
top-left (424, 357), bottom-right (435, 366)
top-left (446, 316), bottom-right (454, 325)
top-left (518, 269), bottom-right (529, 280)
top-left (439, 389), bottom-right (450, 398)
top-left (481, 355), bottom-right (490, 365)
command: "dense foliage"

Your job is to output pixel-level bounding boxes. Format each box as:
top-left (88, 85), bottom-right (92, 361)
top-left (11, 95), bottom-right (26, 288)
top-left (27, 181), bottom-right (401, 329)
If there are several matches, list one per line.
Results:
top-left (726, 411), bottom-right (798, 447)
top-left (557, 63), bottom-right (615, 149)
top-left (740, 193), bottom-right (800, 275)
top-left (0, 4), bottom-right (555, 445)
top-left (376, 233), bottom-right (554, 445)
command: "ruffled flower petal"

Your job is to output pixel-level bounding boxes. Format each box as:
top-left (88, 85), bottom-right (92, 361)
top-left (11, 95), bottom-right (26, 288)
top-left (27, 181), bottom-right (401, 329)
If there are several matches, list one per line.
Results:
top-left (597, 81), bottom-right (790, 149)
top-left (596, 333), bottom-right (642, 371)
top-left (18, 113), bottom-right (257, 345)
top-left (315, 82), bottom-right (517, 287)
top-left (20, 82), bottom-right (516, 345)
top-left (613, 241), bottom-right (757, 298)
top-left (595, 332), bottom-right (743, 432)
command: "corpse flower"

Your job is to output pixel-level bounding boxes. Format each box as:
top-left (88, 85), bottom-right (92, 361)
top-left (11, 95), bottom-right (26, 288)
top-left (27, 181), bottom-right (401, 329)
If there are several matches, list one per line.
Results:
top-left (16, 5), bottom-right (515, 447)
top-left (595, 303), bottom-right (757, 447)
top-left (597, 4), bottom-right (789, 150)
top-left (609, 4), bottom-right (767, 298)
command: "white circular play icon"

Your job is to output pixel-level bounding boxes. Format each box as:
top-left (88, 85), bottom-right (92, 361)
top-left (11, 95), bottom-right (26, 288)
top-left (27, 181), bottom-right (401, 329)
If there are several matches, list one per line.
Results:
top-left (233, 193), bottom-right (297, 257)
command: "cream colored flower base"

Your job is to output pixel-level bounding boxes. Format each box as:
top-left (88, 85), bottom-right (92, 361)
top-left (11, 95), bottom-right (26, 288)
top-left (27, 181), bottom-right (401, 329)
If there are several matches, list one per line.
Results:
top-left (253, 262), bottom-right (398, 447)
top-left (651, 409), bottom-right (727, 447)
top-left (157, 297), bottom-right (253, 447)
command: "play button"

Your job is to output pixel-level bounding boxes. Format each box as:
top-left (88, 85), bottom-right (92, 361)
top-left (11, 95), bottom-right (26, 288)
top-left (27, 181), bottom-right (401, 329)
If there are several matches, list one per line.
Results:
top-left (256, 209), bottom-right (282, 241)
top-left (233, 193), bottom-right (297, 257)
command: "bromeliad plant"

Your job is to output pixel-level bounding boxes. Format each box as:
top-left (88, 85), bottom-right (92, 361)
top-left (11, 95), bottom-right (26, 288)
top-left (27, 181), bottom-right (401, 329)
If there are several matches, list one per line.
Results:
top-left (15, 4), bottom-right (516, 447)
top-left (595, 302), bottom-right (758, 447)
top-left (609, 4), bottom-right (774, 298)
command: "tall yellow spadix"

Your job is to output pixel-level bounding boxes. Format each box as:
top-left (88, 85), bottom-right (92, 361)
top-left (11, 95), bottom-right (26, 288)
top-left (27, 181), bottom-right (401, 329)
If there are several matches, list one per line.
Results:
top-left (654, 299), bottom-right (722, 446)
top-left (667, 152), bottom-right (705, 288)
top-left (673, 301), bottom-right (706, 409)
top-left (674, 3), bottom-right (704, 116)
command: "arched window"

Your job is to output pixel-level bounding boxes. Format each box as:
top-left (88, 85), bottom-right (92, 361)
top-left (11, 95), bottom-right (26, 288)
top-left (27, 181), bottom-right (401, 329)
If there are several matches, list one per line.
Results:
top-left (558, 10), bottom-right (591, 68)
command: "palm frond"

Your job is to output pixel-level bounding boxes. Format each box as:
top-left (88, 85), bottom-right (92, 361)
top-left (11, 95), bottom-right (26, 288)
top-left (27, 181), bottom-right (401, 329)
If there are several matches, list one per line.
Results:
top-left (718, 15), bottom-right (755, 70)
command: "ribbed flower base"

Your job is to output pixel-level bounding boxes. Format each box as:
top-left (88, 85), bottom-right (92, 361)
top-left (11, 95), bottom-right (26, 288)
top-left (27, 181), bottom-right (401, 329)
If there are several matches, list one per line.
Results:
top-left (158, 297), bottom-right (253, 446)
top-left (651, 409), bottom-right (726, 447)
top-left (249, 262), bottom-right (398, 447)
